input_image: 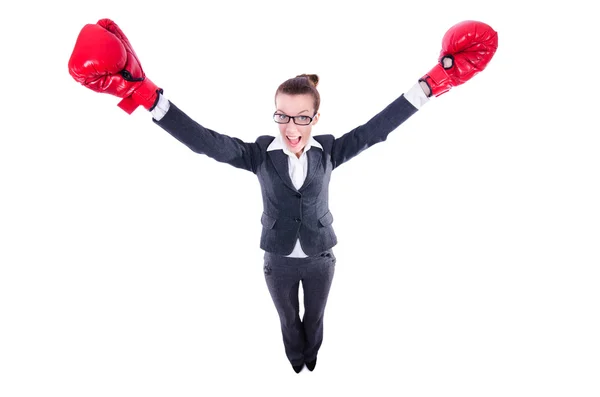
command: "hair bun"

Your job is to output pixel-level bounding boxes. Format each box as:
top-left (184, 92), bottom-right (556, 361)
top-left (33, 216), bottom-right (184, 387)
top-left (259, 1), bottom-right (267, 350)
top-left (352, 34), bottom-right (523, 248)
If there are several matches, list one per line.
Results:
top-left (296, 74), bottom-right (319, 87)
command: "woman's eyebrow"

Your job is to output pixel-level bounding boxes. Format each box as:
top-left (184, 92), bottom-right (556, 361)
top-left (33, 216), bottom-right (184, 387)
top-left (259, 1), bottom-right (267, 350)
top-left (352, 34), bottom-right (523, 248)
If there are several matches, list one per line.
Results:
top-left (275, 109), bottom-right (310, 114)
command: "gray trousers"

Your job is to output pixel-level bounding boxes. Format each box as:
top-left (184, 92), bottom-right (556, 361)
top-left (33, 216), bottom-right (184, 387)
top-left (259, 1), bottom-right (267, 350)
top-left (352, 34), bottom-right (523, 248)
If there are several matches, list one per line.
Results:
top-left (263, 249), bottom-right (336, 366)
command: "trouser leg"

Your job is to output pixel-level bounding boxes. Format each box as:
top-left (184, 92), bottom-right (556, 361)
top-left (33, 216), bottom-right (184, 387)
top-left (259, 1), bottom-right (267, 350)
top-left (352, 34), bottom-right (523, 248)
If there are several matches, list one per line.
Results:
top-left (301, 250), bottom-right (336, 362)
top-left (263, 253), bottom-right (305, 366)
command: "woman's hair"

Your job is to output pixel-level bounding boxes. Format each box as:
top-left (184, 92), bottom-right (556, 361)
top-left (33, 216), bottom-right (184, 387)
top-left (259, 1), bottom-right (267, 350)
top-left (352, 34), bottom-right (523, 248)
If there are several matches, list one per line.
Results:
top-left (275, 74), bottom-right (320, 113)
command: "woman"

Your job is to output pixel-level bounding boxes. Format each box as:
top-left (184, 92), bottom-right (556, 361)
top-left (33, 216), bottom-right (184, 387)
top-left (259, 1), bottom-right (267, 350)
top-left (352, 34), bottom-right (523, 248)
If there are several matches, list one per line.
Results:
top-left (68, 18), bottom-right (498, 373)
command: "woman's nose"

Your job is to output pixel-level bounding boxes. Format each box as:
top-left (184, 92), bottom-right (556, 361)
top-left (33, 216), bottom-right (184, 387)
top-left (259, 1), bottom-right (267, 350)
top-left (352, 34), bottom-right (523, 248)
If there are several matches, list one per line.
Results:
top-left (285, 122), bottom-right (298, 133)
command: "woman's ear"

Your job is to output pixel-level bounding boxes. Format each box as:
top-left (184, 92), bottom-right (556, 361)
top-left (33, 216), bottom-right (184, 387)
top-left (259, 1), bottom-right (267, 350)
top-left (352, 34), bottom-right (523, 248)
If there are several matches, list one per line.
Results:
top-left (312, 112), bottom-right (320, 125)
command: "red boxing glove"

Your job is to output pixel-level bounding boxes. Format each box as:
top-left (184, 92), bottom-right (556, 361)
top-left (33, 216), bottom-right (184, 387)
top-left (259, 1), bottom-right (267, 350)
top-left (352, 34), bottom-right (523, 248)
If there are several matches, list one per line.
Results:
top-left (420, 20), bottom-right (498, 97)
top-left (68, 18), bottom-right (161, 114)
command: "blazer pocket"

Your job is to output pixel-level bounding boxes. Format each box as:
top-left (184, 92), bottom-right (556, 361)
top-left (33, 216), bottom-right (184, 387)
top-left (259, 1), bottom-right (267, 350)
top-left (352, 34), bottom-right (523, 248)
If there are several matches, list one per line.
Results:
top-left (261, 212), bottom-right (277, 229)
top-left (318, 211), bottom-right (334, 227)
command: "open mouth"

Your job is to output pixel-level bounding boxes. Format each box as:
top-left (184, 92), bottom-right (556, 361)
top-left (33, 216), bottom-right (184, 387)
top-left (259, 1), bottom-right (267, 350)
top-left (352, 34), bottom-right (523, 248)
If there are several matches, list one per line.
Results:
top-left (287, 136), bottom-right (301, 146)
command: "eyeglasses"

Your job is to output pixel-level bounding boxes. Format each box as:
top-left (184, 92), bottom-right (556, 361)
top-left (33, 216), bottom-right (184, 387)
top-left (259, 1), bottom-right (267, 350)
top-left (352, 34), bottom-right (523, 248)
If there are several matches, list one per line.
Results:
top-left (273, 113), bottom-right (315, 126)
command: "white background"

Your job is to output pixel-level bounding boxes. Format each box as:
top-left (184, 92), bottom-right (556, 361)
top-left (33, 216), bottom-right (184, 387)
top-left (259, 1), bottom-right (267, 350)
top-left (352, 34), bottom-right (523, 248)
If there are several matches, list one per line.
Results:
top-left (1, 0), bottom-right (599, 396)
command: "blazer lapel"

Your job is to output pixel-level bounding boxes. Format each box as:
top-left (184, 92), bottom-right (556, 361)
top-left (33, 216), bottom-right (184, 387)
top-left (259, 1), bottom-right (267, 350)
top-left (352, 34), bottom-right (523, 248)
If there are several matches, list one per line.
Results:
top-left (299, 148), bottom-right (322, 192)
top-left (268, 150), bottom-right (297, 192)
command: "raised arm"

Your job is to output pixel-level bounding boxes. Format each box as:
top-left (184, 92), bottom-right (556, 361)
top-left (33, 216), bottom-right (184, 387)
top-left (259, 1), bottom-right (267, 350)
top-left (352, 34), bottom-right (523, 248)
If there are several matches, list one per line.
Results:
top-left (68, 18), bottom-right (263, 173)
top-left (330, 89), bottom-right (420, 169)
top-left (151, 96), bottom-right (263, 173)
top-left (331, 20), bottom-right (498, 169)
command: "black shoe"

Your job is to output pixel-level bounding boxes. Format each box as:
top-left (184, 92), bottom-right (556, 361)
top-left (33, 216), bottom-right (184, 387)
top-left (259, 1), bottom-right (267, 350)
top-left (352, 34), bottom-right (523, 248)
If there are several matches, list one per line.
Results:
top-left (292, 363), bottom-right (304, 373)
top-left (306, 357), bottom-right (317, 371)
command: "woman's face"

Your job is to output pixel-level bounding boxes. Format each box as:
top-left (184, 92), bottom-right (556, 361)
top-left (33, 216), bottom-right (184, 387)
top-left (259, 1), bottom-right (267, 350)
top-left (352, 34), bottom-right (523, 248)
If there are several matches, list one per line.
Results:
top-left (274, 93), bottom-right (319, 157)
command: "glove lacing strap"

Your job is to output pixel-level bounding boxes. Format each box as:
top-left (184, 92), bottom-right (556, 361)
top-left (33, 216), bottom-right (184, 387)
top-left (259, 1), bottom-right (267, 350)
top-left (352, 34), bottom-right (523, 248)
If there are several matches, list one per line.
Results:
top-left (117, 73), bottom-right (162, 114)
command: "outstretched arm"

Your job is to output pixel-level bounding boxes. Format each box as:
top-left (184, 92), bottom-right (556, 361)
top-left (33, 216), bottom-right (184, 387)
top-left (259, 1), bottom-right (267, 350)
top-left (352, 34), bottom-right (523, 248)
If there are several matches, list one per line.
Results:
top-left (330, 84), bottom-right (424, 169)
top-left (331, 20), bottom-right (498, 169)
top-left (151, 95), bottom-right (263, 173)
top-left (68, 18), bottom-right (263, 174)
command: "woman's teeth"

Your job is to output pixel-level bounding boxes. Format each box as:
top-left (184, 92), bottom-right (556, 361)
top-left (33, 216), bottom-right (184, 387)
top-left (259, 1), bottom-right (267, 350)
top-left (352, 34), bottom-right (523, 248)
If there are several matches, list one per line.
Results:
top-left (287, 136), bottom-right (301, 144)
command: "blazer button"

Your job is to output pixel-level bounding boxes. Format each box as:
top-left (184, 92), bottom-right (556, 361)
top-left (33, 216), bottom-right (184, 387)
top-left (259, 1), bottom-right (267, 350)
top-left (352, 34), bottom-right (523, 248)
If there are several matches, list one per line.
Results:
top-left (295, 193), bottom-right (301, 198)
top-left (294, 218), bottom-right (301, 223)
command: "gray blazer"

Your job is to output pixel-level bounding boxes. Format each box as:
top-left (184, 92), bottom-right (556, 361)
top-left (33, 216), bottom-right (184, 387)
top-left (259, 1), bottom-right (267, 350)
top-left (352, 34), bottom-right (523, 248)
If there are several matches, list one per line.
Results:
top-left (153, 94), bottom-right (418, 256)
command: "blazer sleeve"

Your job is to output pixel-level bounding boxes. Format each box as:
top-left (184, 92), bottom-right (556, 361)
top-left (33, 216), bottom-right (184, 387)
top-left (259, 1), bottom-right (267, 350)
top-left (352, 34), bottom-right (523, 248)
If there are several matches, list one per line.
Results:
top-left (152, 101), bottom-right (264, 174)
top-left (330, 94), bottom-right (418, 169)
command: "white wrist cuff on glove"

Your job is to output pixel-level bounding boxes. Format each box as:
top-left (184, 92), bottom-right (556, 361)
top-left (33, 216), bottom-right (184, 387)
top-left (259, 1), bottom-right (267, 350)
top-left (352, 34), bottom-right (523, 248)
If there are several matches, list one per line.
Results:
top-left (151, 93), bottom-right (170, 120)
top-left (404, 82), bottom-right (430, 109)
